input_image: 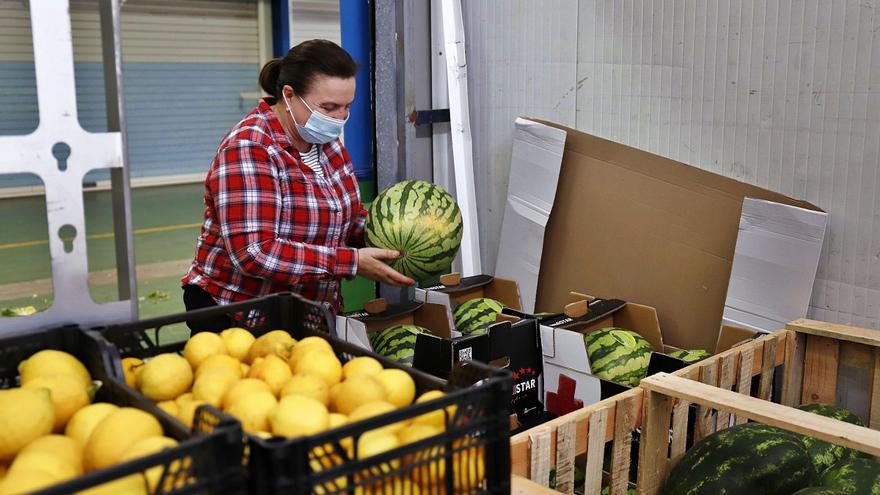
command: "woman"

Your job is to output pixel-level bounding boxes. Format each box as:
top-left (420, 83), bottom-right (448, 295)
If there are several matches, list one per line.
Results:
top-left (182, 40), bottom-right (413, 330)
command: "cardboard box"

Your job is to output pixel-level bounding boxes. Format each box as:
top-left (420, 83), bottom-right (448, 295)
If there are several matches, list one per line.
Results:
top-left (415, 273), bottom-right (523, 335)
top-left (495, 118), bottom-right (827, 351)
top-left (334, 299), bottom-right (488, 379)
top-left (485, 317), bottom-right (544, 421)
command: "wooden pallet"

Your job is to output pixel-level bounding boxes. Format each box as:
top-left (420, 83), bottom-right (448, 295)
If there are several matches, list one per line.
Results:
top-left (510, 319), bottom-right (880, 495)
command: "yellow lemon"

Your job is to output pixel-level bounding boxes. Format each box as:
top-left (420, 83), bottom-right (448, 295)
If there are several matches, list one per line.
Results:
top-left (19, 349), bottom-right (91, 390)
top-left (240, 362), bottom-right (250, 376)
top-left (121, 357), bottom-right (144, 389)
top-left (248, 354), bottom-right (292, 396)
top-left (19, 434), bottom-right (83, 474)
top-left (23, 374), bottom-right (91, 431)
top-left (280, 374), bottom-right (329, 406)
top-left (270, 395), bottom-right (329, 438)
top-left (247, 330), bottom-right (296, 363)
top-left (195, 354), bottom-right (242, 379)
top-left (0, 387), bottom-right (54, 461)
top-left (375, 368), bottom-right (416, 408)
top-left (175, 393), bottom-right (194, 407)
top-left (157, 400), bottom-right (179, 418)
top-left (176, 400), bottom-right (208, 428)
top-left (183, 332), bottom-right (228, 369)
top-left (223, 378), bottom-right (273, 410)
top-left (293, 349), bottom-right (342, 388)
top-left (452, 442), bottom-right (485, 490)
top-left (226, 390), bottom-right (277, 433)
top-left (357, 430), bottom-right (400, 460)
top-left (0, 468), bottom-right (60, 495)
top-left (397, 423), bottom-right (441, 446)
top-left (139, 353), bottom-right (193, 402)
top-left (342, 356), bottom-right (383, 379)
top-left (9, 450), bottom-right (78, 481)
top-left (192, 367), bottom-right (239, 408)
top-left (412, 391), bottom-right (456, 430)
top-left (398, 424), bottom-right (444, 486)
top-left (287, 338), bottom-right (332, 369)
top-left (220, 327), bottom-right (255, 361)
top-left (328, 413), bottom-right (347, 429)
top-left (65, 402), bottom-right (118, 447)
top-left (120, 436), bottom-right (179, 492)
top-left (333, 375), bottom-right (387, 415)
top-left (84, 407), bottom-right (163, 470)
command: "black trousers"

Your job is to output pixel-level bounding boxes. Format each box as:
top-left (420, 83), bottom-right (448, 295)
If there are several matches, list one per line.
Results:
top-left (182, 284), bottom-right (233, 334)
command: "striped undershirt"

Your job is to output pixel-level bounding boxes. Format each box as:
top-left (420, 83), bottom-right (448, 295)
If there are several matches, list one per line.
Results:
top-left (300, 145), bottom-right (324, 178)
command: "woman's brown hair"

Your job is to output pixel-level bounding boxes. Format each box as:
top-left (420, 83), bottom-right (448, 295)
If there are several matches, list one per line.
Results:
top-left (258, 39), bottom-right (357, 98)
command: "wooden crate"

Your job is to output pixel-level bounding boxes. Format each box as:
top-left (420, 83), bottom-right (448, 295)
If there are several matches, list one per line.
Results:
top-left (510, 319), bottom-right (880, 495)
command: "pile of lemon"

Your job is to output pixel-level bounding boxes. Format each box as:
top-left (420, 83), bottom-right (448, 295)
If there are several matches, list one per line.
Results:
top-left (123, 328), bottom-right (484, 493)
top-left (0, 349), bottom-right (185, 495)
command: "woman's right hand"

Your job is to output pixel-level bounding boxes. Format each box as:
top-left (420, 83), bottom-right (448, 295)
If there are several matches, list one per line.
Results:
top-left (357, 248), bottom-right (416, 287)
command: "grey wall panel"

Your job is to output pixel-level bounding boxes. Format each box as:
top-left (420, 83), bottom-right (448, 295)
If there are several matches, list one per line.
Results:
top-left (462, 0), bottom-right (579, 270)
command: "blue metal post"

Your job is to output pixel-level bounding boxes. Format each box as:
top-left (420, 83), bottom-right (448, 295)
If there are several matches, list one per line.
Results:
top-left (272, 0), bottom-right (290, 56)
top-left (340, 0), bottom-right (375, 181)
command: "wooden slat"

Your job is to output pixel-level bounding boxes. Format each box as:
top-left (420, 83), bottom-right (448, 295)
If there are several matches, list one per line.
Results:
top-left (641, 373), bottom-right (880, 457)
top-left (759, 336), bottom-right (779, 400)
top-left (735, 346), bottom-right (755, 425)
top-left (609, 393), bottom-right (636, 495)
top-left (801, 334), bottom-right (841, 405)
top-left (871, 348), bottom-right (880, 430)
top-left (529, 428), bottom-right (552, 487)
top-left (636, 390), bottom-right (673, 495)
top-left (716, 352), bottom-right (736, 430)
top-left (669, 398), bottom-right (689, 463)
top-left (583, 408), bottom-right (609, 495)
top-left (787, 319), bottom-right (880, 348)
top-left (513, 474), bottom-right (562, 494)
top-left (694, 361), bottom-right (718, 441)
top-left (555, 420), bottom-right (577, 494)
top-left (781, 330), bottom-right (807, 407)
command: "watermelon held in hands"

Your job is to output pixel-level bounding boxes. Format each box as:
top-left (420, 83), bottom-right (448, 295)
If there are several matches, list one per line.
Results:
top-left (453, 298), bottom-right (504, 335)
top-left (368, 324), bottom-right (428, 367)
top-left (365, 180), bottom-right (463, 281)
top-left (661, 423), bottom-right (816, 495)
top-left (584, 328), bottom-right (653, 387)
top-left (667, 349), bottom-right (711, 363)
top-left (796, 403), bottom-right (871, 475)
top-left (819, 457), bottom-right (880, 494)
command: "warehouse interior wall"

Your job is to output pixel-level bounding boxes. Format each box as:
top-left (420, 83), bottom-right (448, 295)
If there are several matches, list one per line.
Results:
top-left (463, 0), bottom-right (880, 329)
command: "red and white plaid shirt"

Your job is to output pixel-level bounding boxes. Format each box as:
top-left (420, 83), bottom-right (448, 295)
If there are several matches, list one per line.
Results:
top-left (183, 98), bottom-right (366, 312)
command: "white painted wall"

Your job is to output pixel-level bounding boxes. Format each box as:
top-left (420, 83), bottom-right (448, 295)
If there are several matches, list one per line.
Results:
top-left (463, 0), bottom-right (880, 329)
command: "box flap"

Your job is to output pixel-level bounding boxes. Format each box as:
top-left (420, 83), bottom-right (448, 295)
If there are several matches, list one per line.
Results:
top-left (715, 324), bottom-right (759, 353)
top-left (494, 118), bottom-right (568, 313)
top-left (522, 119), bottom-right (824, 350)
top-left (723, 198), bottom-right (828, 333)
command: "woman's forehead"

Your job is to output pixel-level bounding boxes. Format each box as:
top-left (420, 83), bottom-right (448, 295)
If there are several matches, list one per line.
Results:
top-left (309, 75), bottom-right (355, 104)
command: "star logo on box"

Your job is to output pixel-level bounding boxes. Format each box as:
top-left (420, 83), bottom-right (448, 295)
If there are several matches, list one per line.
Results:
top-left (512, 367), bottom-right (538, 395)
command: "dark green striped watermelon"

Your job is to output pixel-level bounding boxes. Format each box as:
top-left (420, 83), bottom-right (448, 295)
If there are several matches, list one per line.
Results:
top-left (661, 423), bottom-right (816, 495)
top-left (797, 403), bottom-right (871, 475)
top-left (667, 349), bottom-right (712, 363)
top-left (584, 328), bottom-right (653, 387)
top-left (453, 298), bottom-right (504, 335)
top-left (368, 324), bottom-right (428, 367)
top-left (792, 488), bottom-right (845, 495)
top-left (820, 457), bottom-right (880, 495)
top-left (364, 180), bottom-right (463, 281)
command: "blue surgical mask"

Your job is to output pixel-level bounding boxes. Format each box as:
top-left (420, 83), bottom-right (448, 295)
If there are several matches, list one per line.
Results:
top-left (283, 93), bottom-right (347, 144)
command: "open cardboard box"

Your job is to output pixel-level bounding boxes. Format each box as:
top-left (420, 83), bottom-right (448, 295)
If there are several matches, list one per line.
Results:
top-left (495, 118), bottom-right (828, 351)
top-left (334, 299), bottom-right (488, 379)
top-left (414, 272), bottom-right (522, 336)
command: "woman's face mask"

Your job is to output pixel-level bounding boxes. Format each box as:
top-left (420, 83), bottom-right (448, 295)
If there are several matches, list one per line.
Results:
top-left (283, 93), bottom-right (347, 144)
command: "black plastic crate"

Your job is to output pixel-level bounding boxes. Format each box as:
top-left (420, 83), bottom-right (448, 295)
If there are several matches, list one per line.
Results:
top-left (97, 293), bottom-right (514, 495)
top-left (0, 325), bottom-right (245, 495)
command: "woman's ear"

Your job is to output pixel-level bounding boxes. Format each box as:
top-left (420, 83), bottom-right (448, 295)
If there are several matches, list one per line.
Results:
top-left (281, 84), bottom-right (294, 99)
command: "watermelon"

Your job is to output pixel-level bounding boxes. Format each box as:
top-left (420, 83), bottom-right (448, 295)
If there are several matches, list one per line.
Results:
top-left (667, 349), bottom-right (711, 363)
top-left (661, 423), bottom-right (816, 495)
top-left (453, 298), bottom-right (504, 335)
top-left (364, 180), bottom-right (463, 280)
top-left (797, 403), bottom-right (871, 474)
top-left (792, 488), bottom-right (846, 495)
top-left (819, 457), bottom-right (880, 494)
top-left (584, 328), bottom-right (654, 387)
top-left (368, 324), bottom-right (428, 367)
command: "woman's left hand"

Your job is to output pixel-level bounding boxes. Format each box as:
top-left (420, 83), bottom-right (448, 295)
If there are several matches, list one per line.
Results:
top-left (357, 248), bottom-right (416, 287)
